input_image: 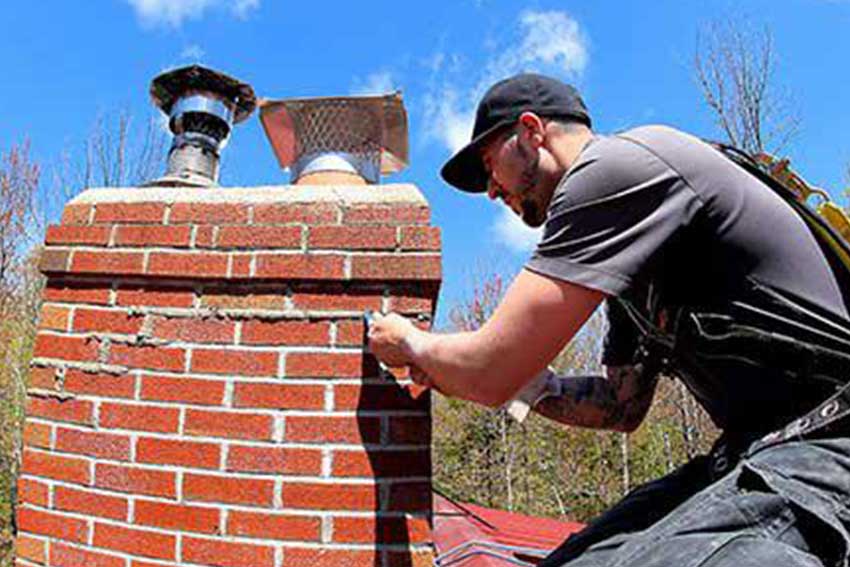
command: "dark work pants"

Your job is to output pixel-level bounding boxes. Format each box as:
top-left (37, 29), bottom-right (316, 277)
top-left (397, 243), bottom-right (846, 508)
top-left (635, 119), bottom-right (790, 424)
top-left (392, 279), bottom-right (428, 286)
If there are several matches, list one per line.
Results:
top-left (539, 438), bottom-right (850, 567)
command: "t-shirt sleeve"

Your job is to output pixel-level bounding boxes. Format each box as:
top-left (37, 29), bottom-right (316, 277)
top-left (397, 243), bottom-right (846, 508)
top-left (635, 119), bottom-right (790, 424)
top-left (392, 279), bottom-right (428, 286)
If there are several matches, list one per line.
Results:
top-left (525, 136), bottom-right (703, 296)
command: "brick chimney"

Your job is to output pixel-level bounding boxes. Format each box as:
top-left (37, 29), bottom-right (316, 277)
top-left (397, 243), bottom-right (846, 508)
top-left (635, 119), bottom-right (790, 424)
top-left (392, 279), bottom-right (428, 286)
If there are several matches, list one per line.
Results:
top-left (15, 71), bottom-right (441, 567)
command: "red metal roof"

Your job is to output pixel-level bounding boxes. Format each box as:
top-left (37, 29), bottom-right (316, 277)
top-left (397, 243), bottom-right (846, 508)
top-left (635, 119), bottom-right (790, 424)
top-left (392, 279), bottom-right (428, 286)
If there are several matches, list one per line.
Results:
top-left (433, 493), bottom-right (585, 566)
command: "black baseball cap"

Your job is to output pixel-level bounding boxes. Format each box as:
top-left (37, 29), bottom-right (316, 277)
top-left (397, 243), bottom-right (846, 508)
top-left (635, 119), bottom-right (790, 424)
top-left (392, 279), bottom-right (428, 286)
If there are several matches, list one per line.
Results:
top-left (440, 73), bottom-right (591, 193)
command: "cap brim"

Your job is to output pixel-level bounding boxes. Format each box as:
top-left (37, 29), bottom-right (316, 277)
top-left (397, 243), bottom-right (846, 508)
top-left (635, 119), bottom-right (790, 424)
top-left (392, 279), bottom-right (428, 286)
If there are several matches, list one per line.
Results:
top-left (440, 121), bottom-right (510, 193)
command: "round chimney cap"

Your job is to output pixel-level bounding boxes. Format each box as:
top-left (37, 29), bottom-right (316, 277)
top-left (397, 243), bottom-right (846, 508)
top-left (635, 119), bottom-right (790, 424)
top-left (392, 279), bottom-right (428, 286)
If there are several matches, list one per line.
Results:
top-left (150, 65), bottom-right (257, 124)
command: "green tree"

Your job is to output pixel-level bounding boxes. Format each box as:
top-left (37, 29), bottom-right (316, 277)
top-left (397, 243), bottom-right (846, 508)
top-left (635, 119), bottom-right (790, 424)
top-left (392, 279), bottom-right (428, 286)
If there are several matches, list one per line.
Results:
top-left (432, 271), bottom-right (717, 522)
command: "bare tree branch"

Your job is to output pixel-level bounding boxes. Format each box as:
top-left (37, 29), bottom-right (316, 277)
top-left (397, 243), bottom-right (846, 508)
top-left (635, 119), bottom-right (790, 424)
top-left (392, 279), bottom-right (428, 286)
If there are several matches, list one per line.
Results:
top-left (695, 19), bottom-right (799, 155)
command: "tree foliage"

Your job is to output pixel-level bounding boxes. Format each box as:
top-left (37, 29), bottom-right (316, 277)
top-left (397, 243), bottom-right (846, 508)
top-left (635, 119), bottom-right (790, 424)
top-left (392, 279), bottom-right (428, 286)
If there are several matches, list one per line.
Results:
top-left (0, 143), bottom-right (43, 566)
top-left (432, 272), bottom-right (717, 522)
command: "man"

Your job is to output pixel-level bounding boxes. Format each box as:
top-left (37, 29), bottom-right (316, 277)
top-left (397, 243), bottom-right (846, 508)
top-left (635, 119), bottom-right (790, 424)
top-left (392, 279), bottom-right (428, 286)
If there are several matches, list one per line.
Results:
top-left (368, 73), bottom-right (850, 566)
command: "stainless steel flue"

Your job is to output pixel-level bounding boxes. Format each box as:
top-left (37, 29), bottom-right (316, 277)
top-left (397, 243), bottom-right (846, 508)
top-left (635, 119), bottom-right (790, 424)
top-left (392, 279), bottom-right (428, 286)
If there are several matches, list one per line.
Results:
top-left (148, 65), bottom-right (256, 187)
top-left (259, 93), bottom-right (408, 184)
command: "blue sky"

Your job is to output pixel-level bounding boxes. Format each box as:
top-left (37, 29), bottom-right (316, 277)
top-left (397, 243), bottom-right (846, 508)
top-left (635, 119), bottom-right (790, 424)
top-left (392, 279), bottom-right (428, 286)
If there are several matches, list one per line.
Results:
top-left (2, 0), bottom-right (850, 321)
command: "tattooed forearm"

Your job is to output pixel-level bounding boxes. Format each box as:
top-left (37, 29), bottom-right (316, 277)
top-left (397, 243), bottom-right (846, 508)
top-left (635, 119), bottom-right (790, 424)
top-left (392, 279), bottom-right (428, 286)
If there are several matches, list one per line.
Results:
top-left (532, 365), bottom-right (658, 432)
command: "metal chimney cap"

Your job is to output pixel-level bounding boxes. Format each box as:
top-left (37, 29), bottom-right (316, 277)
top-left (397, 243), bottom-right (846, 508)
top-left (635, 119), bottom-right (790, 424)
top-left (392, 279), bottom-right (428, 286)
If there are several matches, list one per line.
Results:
top-left (151, 65), bottom-right (257, 124)
top-left (259, 92), bottom-right (409, 183)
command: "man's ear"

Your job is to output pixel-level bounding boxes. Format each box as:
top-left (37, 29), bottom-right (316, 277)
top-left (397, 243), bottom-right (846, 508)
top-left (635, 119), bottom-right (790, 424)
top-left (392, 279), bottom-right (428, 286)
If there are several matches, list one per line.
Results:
top-left (518, 112), bottom-right (545, 149)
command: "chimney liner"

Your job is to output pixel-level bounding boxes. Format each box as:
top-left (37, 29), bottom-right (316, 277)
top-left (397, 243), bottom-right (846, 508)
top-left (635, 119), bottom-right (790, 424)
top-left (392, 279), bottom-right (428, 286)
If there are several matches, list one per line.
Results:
top-left (148, 65), bottom-right (256, 187)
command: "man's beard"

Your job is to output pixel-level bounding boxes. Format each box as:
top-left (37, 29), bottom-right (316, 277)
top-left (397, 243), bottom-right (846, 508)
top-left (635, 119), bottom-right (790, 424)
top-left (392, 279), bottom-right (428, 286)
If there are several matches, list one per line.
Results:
top-left (516, 143), bottom-right (546, 227)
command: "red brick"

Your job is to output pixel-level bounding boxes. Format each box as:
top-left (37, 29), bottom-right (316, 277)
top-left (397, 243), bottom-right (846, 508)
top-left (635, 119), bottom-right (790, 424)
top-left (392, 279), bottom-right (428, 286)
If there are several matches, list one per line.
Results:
top-left (291, 289), bottom-right (382, 311)
top-left (185, 409), bottom-right (273, 440)
top-left (226, 446), bottom-right (322, 475)
top-left (17, 507), bottom-right (89, 544)
top-left (232, 382), bottom-right (324, 411)
top-left (388, 416), bottom-right (431, 445)
top-left (282, 482), bottom-right (376, 510)
top-left (399, 226), bottom-right (441, 251)
top-left (116, 285), bottom-right (195, 308)
top-left (27, 367), bottom-right (57, 390)
top-left (241, 320), bottom-right (330, 346)
top-left (61, 203), bottom-right (92, 225)
top-left (335, 319), bottom-right (365, 346)
top-left (231, 253), bottom-right (252, 277)
top-left (286, 352), bottom-right (372, 378)
top-left (254, 254), bottom-right (345, 280)
top-left (170, 202), bottom-right (249, 224)
top-left (183, 473), bottom-right (274, 506)
top-left (32, 334), bottom-right (99, 363)
top-left (286, 416), bottom-right (380, 445)
top-left (63, 369), bottom-right (135, 399)
top-left (39, 249), bottom-right (70, 273)
top-left (37, 305), bottom-right (69, 331)
top-left (343, 204), bottom-right (430, 225)
top-left (54, 485), bottom-right (128, 520)
top-left (109, 343), bottom-right (186, 372)
top-left (99, 402), bottom-right (179, 433)
top-left (70, 250), bottom-right (144, 275)
top-left (46, 224), bottom-right (111, 246)
top-left (201, 291), bottom-right (285, 310)
top-left (136, 437), bottom-right (220, 469)
top-left (147, 252), bottom-right (229, 278)
top-left (26, 396), bottom-right (94, 426)
top-left (21, 421), bottom-right (51, 449)
top-left (388, 293), bottom-right (436, 315)
top-left (350, 255), bottom-right (441, 280)
top-left (332, 449), bottom-right (430, 478)
top-left (308, 226), bottom-right (396, 250)
top-left (195, 225), bottom-right (216, 247)
top-left (114, 224), bottom-right (192, 247)
top-left (56, 427), bottom-right (131, 460)
top-left (135, 500), bottom-right (220, 534)
top-left (43, 281), bottom-right (111, 305)
top-left (191, 349), bottom-right (278, 377)
top-left (218, 225), bottom-right (302, 249)
top-left (253, 202), bottom-right (339, 224)
top-left (150, 316), bottom-right (235, 343)
top-left (333, 515), bottom-right (431, 544)
top-left (93, 523), bottom-right (176, 560)
top-left (334, 383), bottom-right (429, 412)
top-left (94, 463), bottom-right (176, 498)
top-left (140, 375), bottom-right (225, 406)
top-left (94, 202), bottom-right (167, 224)
top-left (228, 511), bottom-right (320, 540)
top-left (73, 307), bottom-right (143, 335)
top-left (387, 481), bottom-right (432, 512)
top-left (182, 537), bottom-right (275, 567)
top-left (49, 542), bottom-right (125, 567)
top-left (14, 534), bottom-right (46, 565)
top-left (17, 477), bottom-right (49, 507)
top-left (283, 549), bottom-right (376, 567)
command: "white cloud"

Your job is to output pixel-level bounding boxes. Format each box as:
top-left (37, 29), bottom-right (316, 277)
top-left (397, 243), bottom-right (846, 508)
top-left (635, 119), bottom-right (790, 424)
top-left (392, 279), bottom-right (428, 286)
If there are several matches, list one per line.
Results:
top-left (125, 0), bottom-right (259, 28)
top-left (350, 71), bottom-right (397, 96)
top-left (492, 206), bottom-right (543, 253)
top-left (423, 9), bottom-right (589, 156)
top-left (180, 44), bottom-right (205, 61)
top-left (423, 87), bottom-right (474, 154)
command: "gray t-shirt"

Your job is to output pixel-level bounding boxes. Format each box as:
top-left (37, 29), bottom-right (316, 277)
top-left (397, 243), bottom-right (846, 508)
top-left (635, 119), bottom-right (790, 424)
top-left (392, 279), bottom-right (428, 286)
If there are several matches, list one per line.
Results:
top-left (526, 125), bottom-right (850, 433)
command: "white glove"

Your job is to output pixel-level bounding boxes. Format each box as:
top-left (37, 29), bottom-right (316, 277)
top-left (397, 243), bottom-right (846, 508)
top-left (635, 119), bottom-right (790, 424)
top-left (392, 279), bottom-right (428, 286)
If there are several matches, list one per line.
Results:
top-left (503, 366), bottom-right (559, 423)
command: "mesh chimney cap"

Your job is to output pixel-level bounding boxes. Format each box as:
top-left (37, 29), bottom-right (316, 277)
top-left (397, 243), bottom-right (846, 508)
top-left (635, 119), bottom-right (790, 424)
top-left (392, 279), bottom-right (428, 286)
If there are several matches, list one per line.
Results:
top-left (259, 92), bottom-right (409, 184)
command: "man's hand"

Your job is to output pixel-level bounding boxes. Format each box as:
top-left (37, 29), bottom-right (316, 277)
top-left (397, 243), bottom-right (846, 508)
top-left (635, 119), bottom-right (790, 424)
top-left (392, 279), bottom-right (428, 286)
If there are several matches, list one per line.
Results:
top-left (366, 312), bottom-right (417, 367)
